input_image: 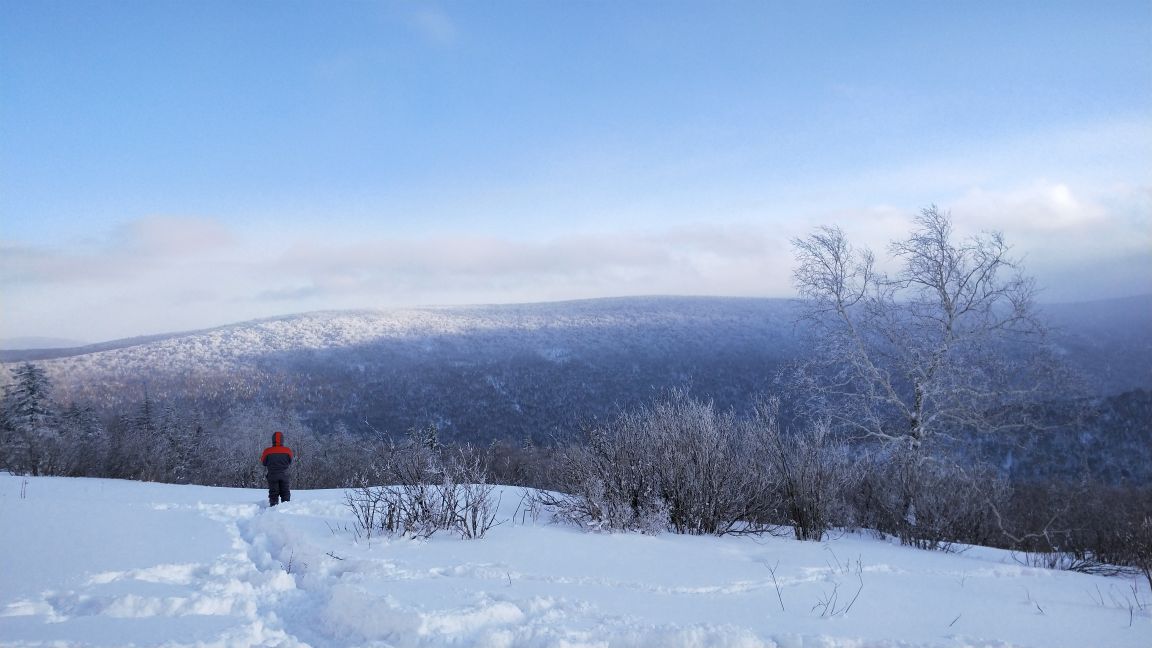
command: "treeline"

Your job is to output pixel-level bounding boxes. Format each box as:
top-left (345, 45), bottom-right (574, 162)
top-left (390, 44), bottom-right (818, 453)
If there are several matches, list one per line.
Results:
top-left (2, 361), bottom-right (1150, 588)
top-left (0, 360), bottom-right (556, 491)
top-left (0, 362), bottom-right (381, 489)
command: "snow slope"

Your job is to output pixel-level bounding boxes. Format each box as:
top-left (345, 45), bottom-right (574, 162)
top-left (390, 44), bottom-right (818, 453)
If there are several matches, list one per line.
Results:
top-left (1, 474), bottom-right (1148, 648)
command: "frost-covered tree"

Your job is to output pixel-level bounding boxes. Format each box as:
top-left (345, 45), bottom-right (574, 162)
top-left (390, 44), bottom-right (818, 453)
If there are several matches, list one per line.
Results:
top-left (1, 363), bottom-right (60, 475)
top-left (59, 403), bottom-right (108, 476)
top-left (791, 206), bottom-right (1054, 450)
top-left (791, 207), bottom-right (1064, 545)
top-left (99, 394), bottom-right (162, 480)
top-left (158, 404), bottom-right (190, 483)
top-left (180, 423), bottom-right (208, 483)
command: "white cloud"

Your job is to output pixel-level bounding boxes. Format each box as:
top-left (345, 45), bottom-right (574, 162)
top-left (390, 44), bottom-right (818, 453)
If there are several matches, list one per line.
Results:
top-left (258, 224), bottom-right (788, 305)
top-left (951, 181), bottom-right (1151, 301)
top-left (0, 215), bottom-right (236, 287)
top-left (953, 181), bottom-right (1108, 232)
top-left (949, 181), bottom-right (1150, 262)
top-left (1, 218), bottom-right (796, 341)
top-left (2, 188), bottom-right (1148, 342)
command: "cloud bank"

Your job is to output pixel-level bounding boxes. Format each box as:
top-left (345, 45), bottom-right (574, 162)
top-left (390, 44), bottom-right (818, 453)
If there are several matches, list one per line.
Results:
top-left (1, 181), bottom-right (1148, 343)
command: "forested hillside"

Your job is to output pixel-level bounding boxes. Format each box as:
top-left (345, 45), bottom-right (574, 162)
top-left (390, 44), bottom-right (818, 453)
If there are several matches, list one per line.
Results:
top-left (1, 297), bottom-right (803, 442)
top-left (1, 295), bottom-right (1149, 488)
top-left (4, 295), bottom-right (1149, 441)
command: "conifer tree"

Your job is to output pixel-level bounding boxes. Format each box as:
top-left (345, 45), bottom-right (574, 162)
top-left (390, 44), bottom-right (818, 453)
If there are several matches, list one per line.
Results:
top-left (1, 363), bottom-right (59, 475)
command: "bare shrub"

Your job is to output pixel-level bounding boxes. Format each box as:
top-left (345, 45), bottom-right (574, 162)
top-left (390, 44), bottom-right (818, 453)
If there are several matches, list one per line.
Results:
top-left (754, 398), bottom-right (852, 541)
top-left (445, 446), bottom-right (502, 539)
top-left (541, 433), bottom-right (667, 533)
top-left (486, 439), bottom-right (558, 488)
top-left (343, 436), bottom-right (503, 541)
top-left (997, 481), bottom-right (1152, 581)
top-left (344, 485), bottom-right (387, 542)
top-left (648, 392), bottom-right (773, 535)
top-left (537, 390), bottom-right (774, 535)
top-left (1133, 516), bottom-right (1152, 592)
top-left (810, 550), bottom-right (865, 618)
top-left (851, 447), bottom-right (1006, 550)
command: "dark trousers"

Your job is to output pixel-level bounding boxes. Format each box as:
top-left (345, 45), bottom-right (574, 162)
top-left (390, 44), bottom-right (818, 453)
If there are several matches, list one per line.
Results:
top-left (267, 476), bottom-right (291, 506)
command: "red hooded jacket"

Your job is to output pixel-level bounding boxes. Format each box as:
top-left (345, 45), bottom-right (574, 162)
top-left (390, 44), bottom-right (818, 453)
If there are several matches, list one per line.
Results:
top-left (260, 431), bottom-right (293, 477)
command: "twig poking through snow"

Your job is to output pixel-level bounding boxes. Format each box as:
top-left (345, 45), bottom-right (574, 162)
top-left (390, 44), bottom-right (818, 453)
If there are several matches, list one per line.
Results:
top-left (1089, 584), bottom-right (1105, 607)
top-left (843, 562), bottom-right (864, 616)
top-left (811, 559), bottom-right (865, 618)
top-left (764, 560), bottom-right (785, 612)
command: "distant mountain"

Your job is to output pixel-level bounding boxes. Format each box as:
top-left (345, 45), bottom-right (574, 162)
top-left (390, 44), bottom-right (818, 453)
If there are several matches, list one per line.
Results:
top-left (2, 295), bottom-right (1149, 445)
top-left (0, 297), bottom-right (800, 441)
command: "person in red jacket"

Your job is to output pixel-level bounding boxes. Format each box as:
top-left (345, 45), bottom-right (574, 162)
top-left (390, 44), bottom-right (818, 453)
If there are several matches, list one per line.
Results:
top-left (260, 431), bottom-right (293, 507)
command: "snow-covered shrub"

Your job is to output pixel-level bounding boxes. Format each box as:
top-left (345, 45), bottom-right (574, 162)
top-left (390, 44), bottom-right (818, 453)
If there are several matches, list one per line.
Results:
top-left (539, 390), bottom-right (773, 536)
top-left (1134, 516), bottom-right (1152, 591)
top-left (753, 398), bottom-right (852, 541)
top-left (343, 437), bottom-right (502, 540)
top-left (344, 484), bottom-right (392, 541)
top-left (446, 446), bottom-right (502, 539)
top-left (523, 480), bottom-right (670, 534)
top-left (851, 448), bottom-right (1006, 550)
top-left (538, 425), bottom-right (666, 533)
top-left (1000, 481), bottom-right (1152, 581)
top-left (648, 392), bottom-right (774, 535)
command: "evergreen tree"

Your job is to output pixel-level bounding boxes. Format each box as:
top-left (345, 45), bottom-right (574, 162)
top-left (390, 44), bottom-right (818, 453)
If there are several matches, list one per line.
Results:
top-left (180, 421), bottom-right (208, 484)
top-left (60, 403), bottom-right (107, 476)
top-left (1, 363), bottom-right (60, 475)
top-left (157, 403), bottom-right (181, 482)
top-left (132, 394), bottom-right (161, 480)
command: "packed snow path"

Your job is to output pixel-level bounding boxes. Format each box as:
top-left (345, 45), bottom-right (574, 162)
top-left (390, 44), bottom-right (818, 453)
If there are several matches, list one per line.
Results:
top-left (1, 475), bottom-right (1148, 647)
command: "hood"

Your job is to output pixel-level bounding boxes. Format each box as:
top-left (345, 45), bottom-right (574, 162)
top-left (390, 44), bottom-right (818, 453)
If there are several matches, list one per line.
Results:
top-left (272, 431), bottom-right (284, 447)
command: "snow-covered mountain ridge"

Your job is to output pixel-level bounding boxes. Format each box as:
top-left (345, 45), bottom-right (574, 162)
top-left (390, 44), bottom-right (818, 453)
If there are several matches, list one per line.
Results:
top-left (2, 296), bottom-right (795, 364)
top-left (1, 297), bottom-right (800, 441)
top-left (6, 293), bottom-right (1148, 373)
top-left (2, 295), bottom-right (1148, 450)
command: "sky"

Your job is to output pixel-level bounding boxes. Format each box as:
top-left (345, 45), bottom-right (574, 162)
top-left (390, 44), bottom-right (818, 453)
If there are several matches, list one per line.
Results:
top-left (2, 1), bottom-right (1150, 344)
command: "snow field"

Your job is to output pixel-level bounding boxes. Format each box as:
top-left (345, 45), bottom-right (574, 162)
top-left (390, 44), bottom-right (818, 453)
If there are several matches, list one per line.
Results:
top-left (1, 474), bottom-right (1148, 647)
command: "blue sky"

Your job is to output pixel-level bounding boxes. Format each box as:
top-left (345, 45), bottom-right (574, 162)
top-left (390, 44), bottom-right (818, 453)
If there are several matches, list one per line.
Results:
top-left (2, 1), bottom-right (1150, 343)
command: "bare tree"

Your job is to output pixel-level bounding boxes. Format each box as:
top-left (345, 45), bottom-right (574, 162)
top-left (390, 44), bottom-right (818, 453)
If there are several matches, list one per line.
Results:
top-left (791, 206), bottom-right (1055, 450)
top-left (791, 207), bottom-right (1066, 547)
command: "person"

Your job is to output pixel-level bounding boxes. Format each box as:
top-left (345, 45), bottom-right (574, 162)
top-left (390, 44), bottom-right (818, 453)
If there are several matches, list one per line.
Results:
top-left (260, 431), bottom-right (293, 507)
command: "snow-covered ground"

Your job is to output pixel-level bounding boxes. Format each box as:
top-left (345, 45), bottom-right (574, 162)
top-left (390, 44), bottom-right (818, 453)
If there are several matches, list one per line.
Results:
top-left (1, 474), bottom-right (1147, 648)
